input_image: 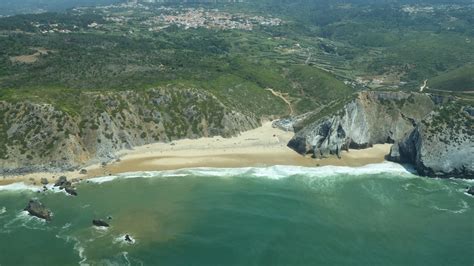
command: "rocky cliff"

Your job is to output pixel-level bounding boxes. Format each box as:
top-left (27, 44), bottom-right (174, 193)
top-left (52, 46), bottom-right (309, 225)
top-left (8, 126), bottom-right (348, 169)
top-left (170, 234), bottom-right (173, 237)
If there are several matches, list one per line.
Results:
top-left (288, 91), bottom-right (438, 157)
top-left (389, 103), bottom-right (473, 178)
top-left (287, 91), bottom-right (473, 178)
top-left (0, 88), bottom-right (259, 174)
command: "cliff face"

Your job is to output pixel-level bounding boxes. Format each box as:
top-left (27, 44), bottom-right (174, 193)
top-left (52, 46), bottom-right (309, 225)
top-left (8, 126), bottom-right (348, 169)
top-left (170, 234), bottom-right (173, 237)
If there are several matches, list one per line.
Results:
top-left (389, 104), bottom-right (474, 178)
top-left (288, 91), bottom-right (437, 157)
top-left (0, 88), bottom-right (259, 174)
top-left (287, 90), bottom-right (473, 179)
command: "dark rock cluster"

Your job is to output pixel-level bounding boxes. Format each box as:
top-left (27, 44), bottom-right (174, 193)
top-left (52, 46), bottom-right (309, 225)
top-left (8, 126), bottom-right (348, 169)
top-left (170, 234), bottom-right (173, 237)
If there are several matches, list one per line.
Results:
top-left (54, 176), bottom-right (78, 196)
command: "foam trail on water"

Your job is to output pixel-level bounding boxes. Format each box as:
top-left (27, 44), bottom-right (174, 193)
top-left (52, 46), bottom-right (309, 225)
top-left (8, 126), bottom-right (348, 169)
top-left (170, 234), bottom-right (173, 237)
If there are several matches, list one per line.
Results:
top-left (431, 200), bottom-right (470, 214)
top-left (55, 232), bottom-right (88, 265)
top-left (2, 210), bottom-right (49, 233)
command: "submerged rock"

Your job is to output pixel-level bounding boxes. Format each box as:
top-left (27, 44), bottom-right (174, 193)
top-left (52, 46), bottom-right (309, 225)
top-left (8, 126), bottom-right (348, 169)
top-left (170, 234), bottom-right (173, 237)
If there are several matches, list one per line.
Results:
top-left (65, 186), bottom-right (78, 196)
top-left (467, 187), bottom-right (474, 196)
top-left (24, 199), bottom-right (52, 221)
top-left (125, 234), bottom-right (133, 243)
top-left (92, 219), bottom-right (110, 227)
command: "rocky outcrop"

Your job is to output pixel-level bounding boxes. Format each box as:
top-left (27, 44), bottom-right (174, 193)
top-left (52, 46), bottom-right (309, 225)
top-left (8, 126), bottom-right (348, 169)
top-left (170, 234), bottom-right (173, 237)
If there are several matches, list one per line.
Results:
top-left (64, 186), bottom-right (78, 196)
top-left (124, 234), bottom-right (134, 244)
top-left (0, 88), bottom-right (259, 174)
top-left (54, 176), bottom-right (69, 187)
top-left (389, 103), bottom-right (473, 178)
top-left (467, 187), bottom-right (474, 196)
top-left (54, 176), bottom-right (78, 196)
top-left (92, 219), bottom-right (110, 227)
top-left (24, 199), bottom-right (52, 221)
top-left (288, 90), bottom-right (473, 179)
top-left (288, 91), bottom-right (439, 158)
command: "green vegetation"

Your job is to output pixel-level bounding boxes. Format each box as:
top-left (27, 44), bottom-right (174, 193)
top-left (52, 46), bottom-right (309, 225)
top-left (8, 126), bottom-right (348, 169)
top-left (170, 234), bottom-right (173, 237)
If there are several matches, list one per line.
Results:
top-left (430, 64), bottom-right (474, 92)
top-left (287, 65), bottom-right (353, 112)
top-left (426, 100), bottom-right (473, 143)
top-left (0, 0), bottom-right (472, 120)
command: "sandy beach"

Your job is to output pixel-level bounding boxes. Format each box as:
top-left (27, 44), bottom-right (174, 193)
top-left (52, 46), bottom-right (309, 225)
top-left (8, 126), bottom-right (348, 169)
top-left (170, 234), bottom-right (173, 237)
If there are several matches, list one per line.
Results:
top-left (0, 122), bottom-right (392, 186)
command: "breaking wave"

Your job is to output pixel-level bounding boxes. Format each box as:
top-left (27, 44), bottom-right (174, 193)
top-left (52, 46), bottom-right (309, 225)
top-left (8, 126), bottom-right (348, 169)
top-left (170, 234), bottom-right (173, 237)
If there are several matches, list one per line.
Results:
top-left (88, 161), bottom-right (417, 184)
top-left (0, 182), bottom-right (41, 192)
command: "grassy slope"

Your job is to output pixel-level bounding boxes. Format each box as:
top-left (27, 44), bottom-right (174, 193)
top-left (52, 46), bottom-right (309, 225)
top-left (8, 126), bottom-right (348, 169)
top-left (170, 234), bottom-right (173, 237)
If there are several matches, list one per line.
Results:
top-left (429, 64), bottom-right (474, 92)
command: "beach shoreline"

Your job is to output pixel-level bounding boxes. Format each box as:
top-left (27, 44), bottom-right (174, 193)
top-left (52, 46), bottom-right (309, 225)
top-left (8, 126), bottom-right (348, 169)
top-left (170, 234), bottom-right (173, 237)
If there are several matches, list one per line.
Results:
top-left (0, 122), bottom-right (392, 187)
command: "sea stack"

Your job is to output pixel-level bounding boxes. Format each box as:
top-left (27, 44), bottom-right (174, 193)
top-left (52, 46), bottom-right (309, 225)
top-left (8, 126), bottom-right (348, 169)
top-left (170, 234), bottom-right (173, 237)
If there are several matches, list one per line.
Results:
top-left (92, 219), bottom-right (110, 227)
top-left (24, 199), bottom-right (52, 221)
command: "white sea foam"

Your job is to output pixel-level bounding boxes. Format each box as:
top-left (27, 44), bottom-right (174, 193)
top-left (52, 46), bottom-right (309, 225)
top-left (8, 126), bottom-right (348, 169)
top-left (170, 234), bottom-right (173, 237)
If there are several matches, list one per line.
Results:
top-left (56, 233), bottom-right (88, 265)
top-left (62, 223), bottom-right (72, 229)
top-left (77, 244), bottom-right (88, 266)
top-left (122, 252), bottom-right (131, 266)
top-left (0, 206), bottom-right (6, 215)
top-left (0, 182), bottom-right (40, 192)
top-left (87, 161), bottom-right (416, 184)
top-left (431, 200), bottom-right (470, 214)
top-left (2, 210), bottom-right (50, 233)
top-left (93, 225), bottom-right (109, 233)
top-left (114, 235), bottom-right (136, 246)
top-left (70, 237), bottom-right (88, 266)
top-left (0, 181), bottom-right (67, 193)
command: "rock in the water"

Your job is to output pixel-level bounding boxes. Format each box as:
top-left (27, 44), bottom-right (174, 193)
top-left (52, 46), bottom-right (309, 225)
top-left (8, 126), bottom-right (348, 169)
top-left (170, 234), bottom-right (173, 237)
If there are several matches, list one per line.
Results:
top-left (467, 187), bottom-right (474, 196)
top-left (53, 175), bottom-right (78, 195)
top-left (65, 186), bottom-right (78, 196)
top-left (92, 219), bottom-right (109, 227)
top-left (24, 199), bottom-right (52, 221)
top-left (79, 169), bottom-right (87, 174)
top-left (40, 178), bottom-right (49, 185)
top-left (124, 234), bottom-right (135, 244)
top-left (54, 176), bottom-right (68, 187)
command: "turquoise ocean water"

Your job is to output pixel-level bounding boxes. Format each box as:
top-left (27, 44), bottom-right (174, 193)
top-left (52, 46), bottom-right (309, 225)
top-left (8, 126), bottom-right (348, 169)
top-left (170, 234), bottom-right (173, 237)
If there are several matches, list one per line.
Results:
top-left (0, 162), bottom-right (473, 265)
